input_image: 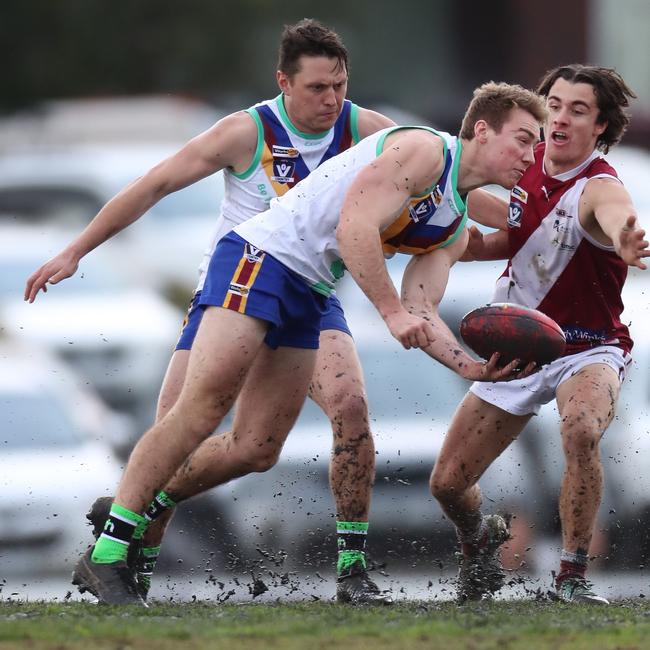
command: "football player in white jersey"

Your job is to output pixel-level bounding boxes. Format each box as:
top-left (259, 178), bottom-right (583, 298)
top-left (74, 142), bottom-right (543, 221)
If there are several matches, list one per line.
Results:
top-left (25, 19), bottom-right (398, 604)
top-left (431, 65), bottom-right (649, 604)
top-left (31, 80), bottom-right (545, 606)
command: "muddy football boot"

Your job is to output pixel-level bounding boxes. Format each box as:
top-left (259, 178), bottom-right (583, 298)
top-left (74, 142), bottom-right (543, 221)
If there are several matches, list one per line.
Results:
top-left (336, 561), bottom-right (393, 605)
top-left (86, 496), bottom-right (148, 600)
top-left (556, 574), bottom-right (609, 605)
top-left (457, 514), bottom-right (511, 602)
top-left (72, 547), bottom-right (147, 607)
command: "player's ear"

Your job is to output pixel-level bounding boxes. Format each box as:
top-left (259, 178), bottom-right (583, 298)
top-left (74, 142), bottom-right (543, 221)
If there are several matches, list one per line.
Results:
top-left (474, 119), bottom-right (489, 144)
top-left (277, 70), bottom-right (291, 95)
top-left (594, 118), bottom-right (608, 138)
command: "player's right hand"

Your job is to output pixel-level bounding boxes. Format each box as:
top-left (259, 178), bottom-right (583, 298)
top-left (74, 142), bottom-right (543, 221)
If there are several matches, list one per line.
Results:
top-left (384, 310), bottom-right (436, 350)
top-left (24, 250), bottom-right (80, 303)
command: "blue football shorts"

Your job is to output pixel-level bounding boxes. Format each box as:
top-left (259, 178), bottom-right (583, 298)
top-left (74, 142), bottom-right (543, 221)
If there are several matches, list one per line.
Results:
top-left (181, 232), bottom-right (329, 350)
top-left (175, 240), bottom-right (351, 351)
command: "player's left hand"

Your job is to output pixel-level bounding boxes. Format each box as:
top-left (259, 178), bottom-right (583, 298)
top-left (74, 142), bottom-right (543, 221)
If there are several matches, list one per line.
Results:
top-left (475, 353), bottom-right (537, 382)
top-left (618, 215), bottom-right (649, 270)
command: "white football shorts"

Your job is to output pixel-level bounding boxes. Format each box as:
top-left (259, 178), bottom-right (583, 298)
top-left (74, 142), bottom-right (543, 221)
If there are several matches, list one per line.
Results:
top-left (469, 345), bottom-right (631, 416)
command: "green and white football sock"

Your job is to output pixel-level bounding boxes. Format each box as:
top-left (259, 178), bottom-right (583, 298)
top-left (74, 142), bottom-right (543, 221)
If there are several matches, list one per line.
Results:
top-left (337, 521), bottom-right (369, 577)
top-left (136, 546), bottom-right (161, 593)
top-left (144, 490), bottom-right (177, 523)
top-left (91, 504), bottom-right (146, 564)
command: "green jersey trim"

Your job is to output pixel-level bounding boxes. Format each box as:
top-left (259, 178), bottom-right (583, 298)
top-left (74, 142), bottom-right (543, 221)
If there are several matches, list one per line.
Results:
top-left (350, 103), bottom-right (361, 144)
top-left (448, 138), bottom-right (467, 214)
top-left (375, 126), bottom-right (448, 198)
top-left (276, 94), bottom-right (330, 140)
top-left (230, 108), bottom-right (264, 180)
top-left (311, 281), bottom-right (334, 297)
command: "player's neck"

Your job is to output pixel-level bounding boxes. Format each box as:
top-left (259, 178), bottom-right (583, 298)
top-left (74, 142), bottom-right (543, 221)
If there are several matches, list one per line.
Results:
top-left (456, 137), bottom-right (490, 195)
top-left (543, 151), bottom-right (596, 179)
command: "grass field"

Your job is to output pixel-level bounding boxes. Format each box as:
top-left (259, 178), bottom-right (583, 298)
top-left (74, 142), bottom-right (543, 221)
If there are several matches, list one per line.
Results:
top-left (2, 599), bottom-right (650, 649)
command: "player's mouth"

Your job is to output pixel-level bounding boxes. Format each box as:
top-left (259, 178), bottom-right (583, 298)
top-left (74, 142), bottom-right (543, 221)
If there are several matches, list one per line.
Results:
top-left (550, 130), bottom-right (569, 145)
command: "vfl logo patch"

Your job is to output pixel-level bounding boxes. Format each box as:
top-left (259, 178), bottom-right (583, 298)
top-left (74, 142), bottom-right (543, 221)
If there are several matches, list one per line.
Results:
top-left (409, 196), bottom-right (435, 223)
top-left (271, 159), bottom-right (295, 183)
top-left (272, 145), bottom-right (299, 158)
top-left (244, 244), bottom-right (265, 263)
top-left (512, 185), bottom-right (528, 204)
top-left (508, 201), bottom-right (523, 228)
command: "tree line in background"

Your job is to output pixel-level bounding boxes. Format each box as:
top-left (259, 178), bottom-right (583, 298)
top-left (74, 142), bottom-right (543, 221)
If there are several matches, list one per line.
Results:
top-left (4, 0), bottom-right (648, 143)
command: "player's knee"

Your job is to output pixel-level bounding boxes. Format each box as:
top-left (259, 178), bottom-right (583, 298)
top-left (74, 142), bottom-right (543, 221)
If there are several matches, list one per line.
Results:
top-left (183, 404), bottom-right (229, 445)
top-left (561, 417), bottom-right (603, 458)
top-left (246, 447), bottom-right (282, 473)
top-left (324, 388), bottom-right (369, 428)
top-left (430, 466), bottom-right (463, 503)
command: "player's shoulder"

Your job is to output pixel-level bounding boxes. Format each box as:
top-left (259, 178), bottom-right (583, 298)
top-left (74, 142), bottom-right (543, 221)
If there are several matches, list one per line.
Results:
top-left (355, 106), bottom-right (396, 138)
top-left (200, 109), bottom-right (259, 147)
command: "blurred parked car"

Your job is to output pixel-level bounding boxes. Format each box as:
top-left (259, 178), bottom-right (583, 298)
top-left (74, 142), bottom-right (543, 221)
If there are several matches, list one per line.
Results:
top-left (195, 258), bottom-right (544, 572)
top-left (0, 339), bottom-right (127, 575)
top-left (185, 247), bottom-right (649, 573)
top-left (0, 96), bottom-right (223, 152)
top-left (0, 143), bottom-right (224, 295)
top-left (0, 225), bottom-right (184, 432)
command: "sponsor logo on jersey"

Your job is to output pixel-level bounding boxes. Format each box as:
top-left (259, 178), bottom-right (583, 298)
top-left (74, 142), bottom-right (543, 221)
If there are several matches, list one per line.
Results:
top-left (228, 282), bottom-right (250, 297)
top-left (507, 201), bottom-right (523, 228)
top-left (512, 185), bottom-right (528, 204)
top-left (432, 186), bottom-right (443, 206)
top-left (244, 244), bottom-right (264, 263)
top-left (563, 326), bottom-right (606, 345)
top-left (409, 196), bottom-right (435, 223)
top-left (271, 159), bottom-right (296, 183)
top-left (551, 237), bottom-right (576, 251)
top-left (555, 208), bottom-right (567, 217)
top-left (553, 219), bottom-right (570, 234)
top-left (272, 145), bottom-right (299, 158)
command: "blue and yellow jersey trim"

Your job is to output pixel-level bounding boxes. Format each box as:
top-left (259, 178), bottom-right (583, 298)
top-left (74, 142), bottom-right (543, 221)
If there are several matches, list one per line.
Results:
top-left (376, 127), bottom-right (467, 256)
top-left (233, 95), bottom-right (356, 197)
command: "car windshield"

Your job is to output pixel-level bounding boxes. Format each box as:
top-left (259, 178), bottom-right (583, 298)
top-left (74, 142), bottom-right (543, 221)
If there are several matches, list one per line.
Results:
top-left (0, 392), bottom-right (83, 449)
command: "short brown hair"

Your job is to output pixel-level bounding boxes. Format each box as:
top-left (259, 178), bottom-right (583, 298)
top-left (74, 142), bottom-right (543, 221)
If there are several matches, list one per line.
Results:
top-left (536, 64), bottom-right (636, 153)
top-left (459, 82), bottom-right (546, 140)
top-left (277, 19), bottom-right (349, 78)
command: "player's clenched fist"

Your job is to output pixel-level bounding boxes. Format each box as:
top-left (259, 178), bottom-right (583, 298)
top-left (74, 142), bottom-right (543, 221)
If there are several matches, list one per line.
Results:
top-left (24, 249), bottom-right (81, 303)
top-left (384, 309), bottom-right (436, 350)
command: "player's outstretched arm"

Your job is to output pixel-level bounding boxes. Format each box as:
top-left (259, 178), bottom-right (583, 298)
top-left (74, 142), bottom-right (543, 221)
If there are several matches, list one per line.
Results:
top-left (583, 178), bottom-right (649, 270)
top-left (401, 235), bottom-right (531, 382)
top-left (337, 130), bottom-right (443, 349)
top-left (24, 112), bottom-right (258, 302)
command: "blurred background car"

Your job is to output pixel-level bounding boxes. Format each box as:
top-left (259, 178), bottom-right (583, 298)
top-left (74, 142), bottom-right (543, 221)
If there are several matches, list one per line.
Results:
top-left (0, 338), bottom-right (127, 575)
top-left (0, 145), bottom-right (224, 301)
top-left (193, 243), bottom-right (648, 574)
top-left (0, 224), bottom-right (184, 434)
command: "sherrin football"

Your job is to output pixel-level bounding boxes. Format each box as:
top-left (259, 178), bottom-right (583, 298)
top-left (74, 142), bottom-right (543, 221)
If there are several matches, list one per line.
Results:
top-left (460, 302), bottom-right (566, 367)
